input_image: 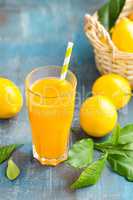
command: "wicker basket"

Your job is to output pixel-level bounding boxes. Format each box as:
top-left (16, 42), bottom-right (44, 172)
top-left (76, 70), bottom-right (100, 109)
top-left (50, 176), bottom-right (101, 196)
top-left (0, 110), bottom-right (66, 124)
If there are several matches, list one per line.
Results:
top-left (84, 0), bottom-right (133, 87)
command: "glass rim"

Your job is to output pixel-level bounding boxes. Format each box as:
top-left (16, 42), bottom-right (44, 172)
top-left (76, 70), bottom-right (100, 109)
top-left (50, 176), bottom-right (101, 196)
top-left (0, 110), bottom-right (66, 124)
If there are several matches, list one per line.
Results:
top-left (25, 66), bottom-right (77, 99)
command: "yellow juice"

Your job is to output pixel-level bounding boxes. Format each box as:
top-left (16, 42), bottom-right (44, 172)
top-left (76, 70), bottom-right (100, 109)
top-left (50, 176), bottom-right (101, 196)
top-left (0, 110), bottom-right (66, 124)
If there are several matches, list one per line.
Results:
top-left (28, 77), bottom-right (76, 165)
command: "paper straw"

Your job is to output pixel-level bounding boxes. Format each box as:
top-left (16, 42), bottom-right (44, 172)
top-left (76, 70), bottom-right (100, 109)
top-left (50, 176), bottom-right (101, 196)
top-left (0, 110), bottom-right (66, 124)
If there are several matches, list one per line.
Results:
top-left (60, 42), bottom-right (74, 80)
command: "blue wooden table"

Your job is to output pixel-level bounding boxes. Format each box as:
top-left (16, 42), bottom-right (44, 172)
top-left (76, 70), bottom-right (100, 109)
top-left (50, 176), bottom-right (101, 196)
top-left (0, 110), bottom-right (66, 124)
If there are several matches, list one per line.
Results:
top-left (0, 0), bottom-right (132, 199)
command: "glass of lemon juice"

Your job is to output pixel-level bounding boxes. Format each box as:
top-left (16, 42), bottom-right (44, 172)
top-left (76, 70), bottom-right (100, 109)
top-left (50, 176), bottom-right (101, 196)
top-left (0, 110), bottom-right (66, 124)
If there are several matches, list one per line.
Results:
top-left (25, 66), bottom-right (77, 166)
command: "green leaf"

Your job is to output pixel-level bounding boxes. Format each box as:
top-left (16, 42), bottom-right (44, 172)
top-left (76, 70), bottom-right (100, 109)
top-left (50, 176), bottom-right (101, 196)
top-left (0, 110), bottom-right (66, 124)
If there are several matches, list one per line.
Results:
top-left (111, 124), bottom-right (121, 145)
top-left (121, 143), bottom-right (133, 150)
top-left (109, 0), bottom-right (125, 29)
top-left (71, 153), bottom-right (107, 189)
top-left (118, 124), bottom-right (133, 144)
top-left (98, 0), bottom-right (126, 30)
top-left (94, 143), bottom-right (133, 158)
top-left (6, 159), bottom-right (20, 181)
top-left (66, 139), bottom-right (94, 168)
top-left (108, 154), bottom-right (133, 181)
top-left (98, 3), bottom-right (109, 30)
top-left (0, 144), bottom-right (22, 164)
top-left (94, 143), bottom-right (112, 151)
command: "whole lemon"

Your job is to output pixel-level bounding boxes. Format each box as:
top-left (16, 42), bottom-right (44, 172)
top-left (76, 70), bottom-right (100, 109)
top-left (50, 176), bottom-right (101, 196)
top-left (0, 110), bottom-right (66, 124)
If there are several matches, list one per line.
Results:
top-left (0, 77), bottom-right (23, 119)
top-left (112, 18), bottom-right (133, 52)
top-left (80, 95), bottom-right (117, 137)
top-left (92, 73), bottom-right (131, 109)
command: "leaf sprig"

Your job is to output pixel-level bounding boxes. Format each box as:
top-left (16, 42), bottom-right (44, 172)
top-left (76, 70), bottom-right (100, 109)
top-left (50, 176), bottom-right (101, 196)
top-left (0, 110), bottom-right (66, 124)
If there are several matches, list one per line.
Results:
top-left (67, 123), bottom-right (133, 189)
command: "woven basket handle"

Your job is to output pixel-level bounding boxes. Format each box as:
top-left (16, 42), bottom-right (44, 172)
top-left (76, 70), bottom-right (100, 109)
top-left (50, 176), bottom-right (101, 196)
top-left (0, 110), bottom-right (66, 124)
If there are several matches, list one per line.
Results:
top-left (84, 14), bottom-right (115, 51)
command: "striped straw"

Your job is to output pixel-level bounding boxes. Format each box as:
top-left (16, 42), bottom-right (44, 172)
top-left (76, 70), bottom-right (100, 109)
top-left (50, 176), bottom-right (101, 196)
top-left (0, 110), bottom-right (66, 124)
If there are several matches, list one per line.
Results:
top-left (60, 42), bottom-right (74, 80)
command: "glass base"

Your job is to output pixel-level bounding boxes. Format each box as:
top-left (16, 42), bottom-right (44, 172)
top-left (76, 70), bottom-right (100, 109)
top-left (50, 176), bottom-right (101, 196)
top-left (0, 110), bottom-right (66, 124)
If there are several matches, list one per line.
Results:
top-left (33, 145), bottom-right (68, 166)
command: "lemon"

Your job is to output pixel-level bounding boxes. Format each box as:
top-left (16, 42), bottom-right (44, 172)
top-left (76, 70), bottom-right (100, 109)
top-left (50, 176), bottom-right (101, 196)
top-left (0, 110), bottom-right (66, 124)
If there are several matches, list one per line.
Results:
top-left (80, 95), bottom-right (117, 137)
top-left (112, 18), bottom-right (133, 52)
top-left (0, 77), bottom-right (23, 119)
top-left (92, 73), bottom-right (131, 110)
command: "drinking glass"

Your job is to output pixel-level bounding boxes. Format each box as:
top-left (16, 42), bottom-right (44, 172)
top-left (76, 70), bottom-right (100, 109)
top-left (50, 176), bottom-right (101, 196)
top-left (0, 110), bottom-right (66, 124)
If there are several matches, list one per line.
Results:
top-left (25, 66), bottom-right (77, 166)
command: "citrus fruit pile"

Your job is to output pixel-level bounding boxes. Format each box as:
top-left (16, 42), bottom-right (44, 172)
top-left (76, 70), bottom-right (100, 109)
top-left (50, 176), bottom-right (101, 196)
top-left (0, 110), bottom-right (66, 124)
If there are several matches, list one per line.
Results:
top-left (80, 73), bottom-right (131, 137)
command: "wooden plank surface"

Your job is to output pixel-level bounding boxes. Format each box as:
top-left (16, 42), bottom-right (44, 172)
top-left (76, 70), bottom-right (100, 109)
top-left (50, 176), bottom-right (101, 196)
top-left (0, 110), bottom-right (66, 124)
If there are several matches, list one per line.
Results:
top-left (0, 0), bottom-right (132, 199)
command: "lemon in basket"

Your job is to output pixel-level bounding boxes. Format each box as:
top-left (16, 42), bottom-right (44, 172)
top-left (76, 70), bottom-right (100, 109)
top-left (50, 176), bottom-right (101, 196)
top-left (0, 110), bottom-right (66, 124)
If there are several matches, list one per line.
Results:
top-left (92, 73), bottom-right (131, 110)
top-left (112, 17), bottom-right (133, 52)
top-left (0, 77), bottom-right (23, 119)
top-left (80, 95), bottom-right (117, 137)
